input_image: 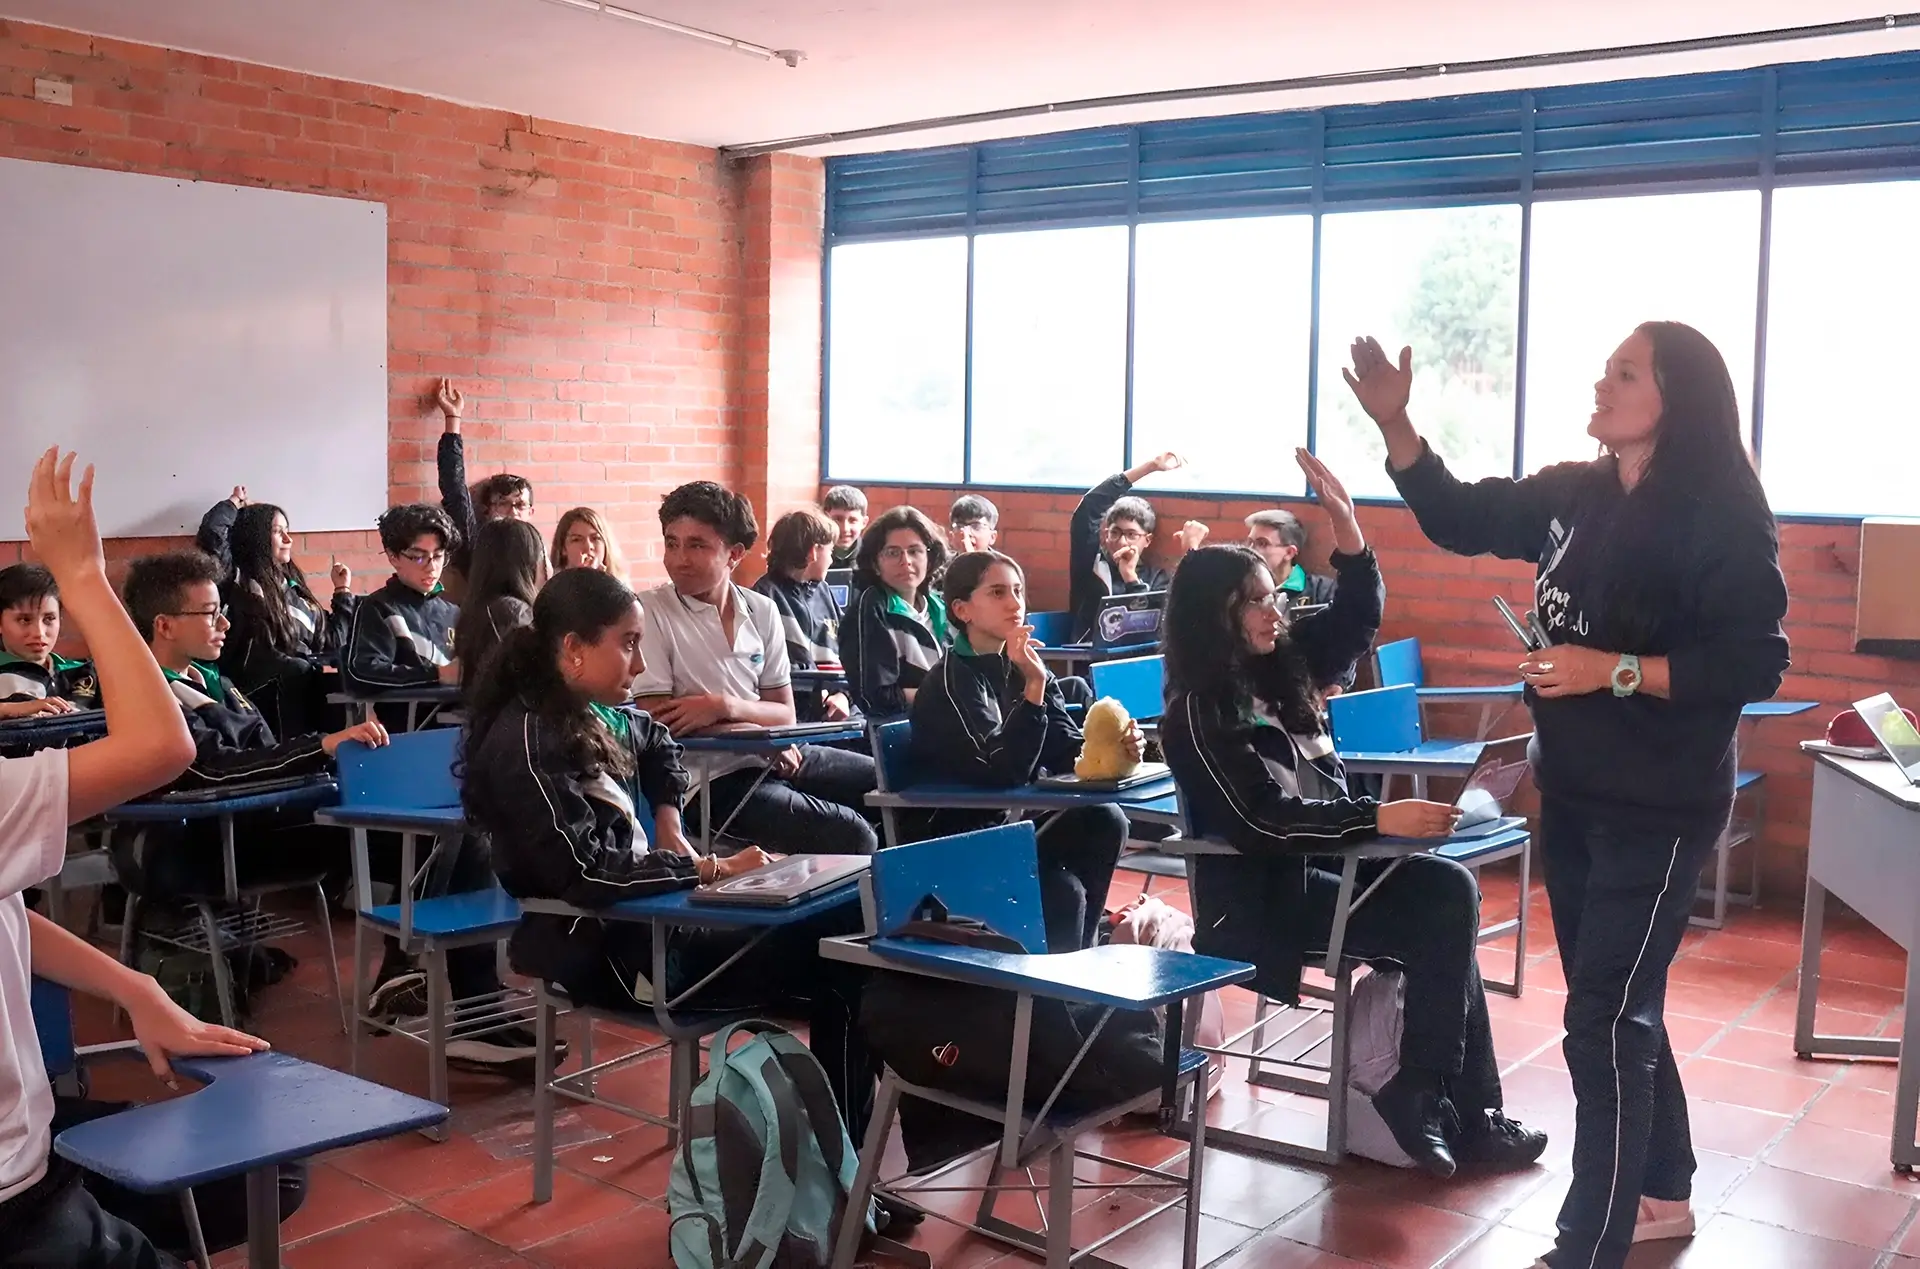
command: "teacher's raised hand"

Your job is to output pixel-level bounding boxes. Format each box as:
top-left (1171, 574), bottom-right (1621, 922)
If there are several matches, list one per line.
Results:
top-left (1340, 336), bottom-right (1426, 471)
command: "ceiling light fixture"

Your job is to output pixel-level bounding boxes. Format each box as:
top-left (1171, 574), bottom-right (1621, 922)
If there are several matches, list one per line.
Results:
top-left (542, 0), bottom-right (803, 66)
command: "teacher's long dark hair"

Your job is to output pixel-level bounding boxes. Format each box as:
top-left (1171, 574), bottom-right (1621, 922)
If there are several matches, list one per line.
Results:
top-left (1591, 321), bottom-right (1775, 651)
top-left (1163, 545), bottom-right (1321, 735)
top-left (460, 567), bottom-right (637, 817)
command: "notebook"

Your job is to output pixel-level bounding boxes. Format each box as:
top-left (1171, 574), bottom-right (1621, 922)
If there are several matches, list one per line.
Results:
top-left (1449, 735), bottom-right (1532, 836)
top-left (689, 853), bottom-right (870, 906)
top-left (1034, 761), bottom-right (1172, 792)
top-left (159, 773), bottom-right (334, 803)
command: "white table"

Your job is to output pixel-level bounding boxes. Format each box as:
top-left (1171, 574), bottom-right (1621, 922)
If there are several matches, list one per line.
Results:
top-left (1796, 752), bottom-right (1920, 1170)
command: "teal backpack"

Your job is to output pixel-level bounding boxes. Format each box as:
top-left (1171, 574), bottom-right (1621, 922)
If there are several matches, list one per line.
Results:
top-left (668, 1021), bottom-right (876, 1269)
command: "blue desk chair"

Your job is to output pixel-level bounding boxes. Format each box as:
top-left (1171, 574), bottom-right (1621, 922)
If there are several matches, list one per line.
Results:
top-left (869, 717), bottom-right (918, 848)
top-left (317, 728), bottom-right (526, 1139)
top-left (1088, 655), bottom-right (1189, 895)
top-left (1327, 684), bottom-right (1486, 798)
top-left (107, 780), bottom-right (344, 1030)
top-left (1374, 637), bottom-right (1525, 740)
top-left (1696, 769), bottom-right (1765, 930)
top-left (1027, 610), bottom-right (1071, 647)
top-left (820, 823), bottom-right (1251, 1269)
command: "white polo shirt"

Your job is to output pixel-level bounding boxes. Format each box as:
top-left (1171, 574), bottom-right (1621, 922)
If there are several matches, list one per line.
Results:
top-left (635, 583), bottom-right (791, 780)
top-left (0, 748), bottom-right (72, 1204)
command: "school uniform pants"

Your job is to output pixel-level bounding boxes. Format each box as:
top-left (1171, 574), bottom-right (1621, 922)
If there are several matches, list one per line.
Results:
top-left (1538, 797), bottom-right (1721, 1269)
top-left (1297, 853), bottom-right (1504, 1115)
top-left (700, 745), bottom-right (880, 857)
top-left (1033, 805), bottom-right (1125, 952)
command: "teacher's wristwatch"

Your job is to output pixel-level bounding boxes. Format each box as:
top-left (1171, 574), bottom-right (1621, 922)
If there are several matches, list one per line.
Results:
top-left (1611, 653), bottom-right (1643, 698)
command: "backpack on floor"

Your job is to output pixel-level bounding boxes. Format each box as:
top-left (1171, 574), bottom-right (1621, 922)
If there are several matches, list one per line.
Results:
top-left (668, 1020), bottom-right (876, 1269)
top-left (1345, 967), bottom-right (1416, 1169)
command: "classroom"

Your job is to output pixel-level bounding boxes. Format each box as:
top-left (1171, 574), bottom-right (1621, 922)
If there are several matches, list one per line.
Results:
top-left (3, 3), bottom-right (1920, 1268)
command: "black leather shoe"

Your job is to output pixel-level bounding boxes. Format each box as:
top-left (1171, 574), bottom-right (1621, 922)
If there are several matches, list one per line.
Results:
top-left (1454, 1109), bottom-right (1549, 1170)
top-left (1371, 1070), bottom-right (1457, 1178)
top-left (874, 1194), bottom-right (925, 1232)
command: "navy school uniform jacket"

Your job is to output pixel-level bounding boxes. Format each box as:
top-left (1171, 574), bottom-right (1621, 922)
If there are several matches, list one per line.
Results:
top-left (161, 663), bottom-right (333, 792)
top-left (465, 699), bottom-right (699, 1008)
top-left (909, 643), bottom-right (1082, 834)
top-left (842, 585), bottom-right (950, 720)
top-left (751, 573), bottom-right (843, 720)
top-left (1387, 443), bottom-right (1790, 827)
top-left (343, 577), bottom-right (459, 694)
top-left (1070, 473), bottom-right (1173, 642)
top-left (436, 431), bottom-right (482, 603)
top-left (1159, 547), bottom-right (1386, 1001)
top-left (0, 652), bottom-right (98, 709)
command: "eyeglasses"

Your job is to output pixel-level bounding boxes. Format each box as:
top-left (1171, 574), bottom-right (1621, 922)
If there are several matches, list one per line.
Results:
top-left (950, 520), bottom-right (991, 535)
top-left (1104, 527), bottom-right (1147, 544)
top-left (879, 545), bottom-right (929, 563)
top-left (1240, 592), bottom-right (1287, 613)
top-left (167, 605), bottom-right (229, 622)
top-left (397, 549), bottom-right (448, 566)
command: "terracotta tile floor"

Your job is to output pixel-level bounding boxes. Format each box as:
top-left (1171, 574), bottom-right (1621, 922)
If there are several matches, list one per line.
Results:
top-left (71, 867), bottom-right (1920, 1268)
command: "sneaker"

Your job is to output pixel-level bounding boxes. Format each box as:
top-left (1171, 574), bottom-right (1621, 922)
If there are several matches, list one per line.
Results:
top-left (445, 1025), bottom-right (568, 1071)
top-left (367, 971), bottom-right (427, 1020)
top-left (1632, 1196), bottom-right (1695, 1243)
top-left (1453, 1109), bottom-right (1549, 1171)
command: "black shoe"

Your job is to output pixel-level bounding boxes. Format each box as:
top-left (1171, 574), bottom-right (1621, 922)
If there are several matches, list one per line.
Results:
top-left (1454, 1109), bottom-right (1549, 1170)
top-left (874, 1194), bottom-right (925, 1233)
top-left (1371, 1070), bottom-right (1457, 1178)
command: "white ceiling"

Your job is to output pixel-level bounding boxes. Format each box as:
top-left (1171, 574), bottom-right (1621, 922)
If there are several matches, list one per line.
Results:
top-left (6, 0), bottom-right (1920, 155)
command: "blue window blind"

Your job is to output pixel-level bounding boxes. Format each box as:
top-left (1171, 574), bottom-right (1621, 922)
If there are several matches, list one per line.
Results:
top-left (827, 50), bottom-right (1920, 239)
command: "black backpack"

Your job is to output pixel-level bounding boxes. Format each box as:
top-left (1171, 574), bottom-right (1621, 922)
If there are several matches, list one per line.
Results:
top-left (858, 897), bottom-right (1164, 1174)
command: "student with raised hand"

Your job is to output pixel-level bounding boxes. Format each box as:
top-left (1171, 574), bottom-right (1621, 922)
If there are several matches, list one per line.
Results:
top-left (456, 518), bottom-right (548, 689)
top-left (343, 503), bottom-right (461, 696)
top-left (752, 508), bottom-right (851, 722)
top-left (633, 482), bottom-right (879, 857)
top-left (841, 507), bottom-right (950, 720)
top-left (1345, 325), bottom-right (1789, 1269)
top-left (0, 450), bottom-right (294, 1268)
top-left (549, 506), bottom-right (629, 585)
top-left (435, 379), bottom-right (534, 603)
top-left (1069, 452), bottom-right (1210, 641)
top-left (195, 488), bottom-right (354, 738)
top-left (820, 485), bottom-right (868, 570)
top-left (911, 551), bottom-right (1130, 952)
top-left (1160, 451), bottom-right (1545, 1182)
top-left (0, 564), bottom-right (98, 719)
top-left (1244, 508), bottom-right (1353, 693)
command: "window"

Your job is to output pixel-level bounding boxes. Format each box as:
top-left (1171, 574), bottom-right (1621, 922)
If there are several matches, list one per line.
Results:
top-left (968, 226), bottom-right (1131, 487)
top-left (1314, 206), bottom-right (1523, 499)
top-left (1131, 216), bottom-right (1315, 494)
top-left (1524, 191), bottom-right (1761, 474)
top-left (824, 237), bottom-right (968, 483)
top-left (1762, 181), bottom-right (1920, 516)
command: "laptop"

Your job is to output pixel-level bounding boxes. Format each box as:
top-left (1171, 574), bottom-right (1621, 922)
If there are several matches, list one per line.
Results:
top-left (1034, 761), bottom-right (1172, 792)
top-left (689, 853), bottom-right (869, 907)
top-left (159, 773), bottom-right (334, 803)
top-left (1093, 590), bottom-right (1167, 651)
top-left (1449, 735), bottom-right (1533, 836)
top-left (825, 567), bottom-right (854, 609)
top-left (697, 720), bottom-right (859, 741)
top-left (1852, 693), bottom-right (1920, 785)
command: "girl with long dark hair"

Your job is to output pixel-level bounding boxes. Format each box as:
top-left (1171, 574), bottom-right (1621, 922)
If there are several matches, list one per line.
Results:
top-left (195, 490), bottom-right (353, 738)
top-left (1161, 453), bottom-right (1545, 1180)
top-left (453, 518), bottom-right (547, 689)
top-left (1343, 323), bottom-right (1789, 1268)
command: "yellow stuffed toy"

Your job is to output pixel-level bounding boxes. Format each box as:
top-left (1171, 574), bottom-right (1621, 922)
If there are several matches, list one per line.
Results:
top-left (1075, 697), bottom-right (1139, 782)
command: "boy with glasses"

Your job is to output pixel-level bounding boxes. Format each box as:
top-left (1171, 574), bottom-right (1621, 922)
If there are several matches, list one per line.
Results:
top-left (435, 379), bottom-right (534, 603)
top-left (947, 494), bottom-right (1000, 555)
top-left (343, 503), bottom-right (461, 696)
top-left (1068, 453), bottom-right (1211, 642)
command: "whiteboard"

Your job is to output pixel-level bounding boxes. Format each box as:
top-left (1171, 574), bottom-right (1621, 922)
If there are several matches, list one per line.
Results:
top-left (0, 158), bottom-right (387, 540)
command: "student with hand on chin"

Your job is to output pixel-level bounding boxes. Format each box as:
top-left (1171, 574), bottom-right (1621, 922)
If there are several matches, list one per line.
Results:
top-left (1069, 451), bottom-right (1209, 642)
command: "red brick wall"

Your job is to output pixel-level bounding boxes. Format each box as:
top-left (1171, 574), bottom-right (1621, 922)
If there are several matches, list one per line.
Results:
top-left (844, 482), bottom-right (1918, 900)
top-left (0, 16), bottom-right (761, 590)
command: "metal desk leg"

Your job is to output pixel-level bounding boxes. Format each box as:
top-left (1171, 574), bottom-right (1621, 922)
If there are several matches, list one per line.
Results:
top-left (1895, 944), bottom-right (1920, 1172)
top-left (1794, 873), bottom-right (1826, 1056)
top-left (245, 1165), bottom-right (281, 1269)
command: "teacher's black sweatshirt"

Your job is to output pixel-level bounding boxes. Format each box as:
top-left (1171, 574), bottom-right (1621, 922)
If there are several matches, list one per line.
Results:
top-left (1388, 443), bottom-right (1790, 827)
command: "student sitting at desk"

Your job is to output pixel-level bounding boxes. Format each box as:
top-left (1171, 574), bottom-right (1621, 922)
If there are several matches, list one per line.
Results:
top-left (634, 482), bottom-right (879, 857)
top-left (549, 506), bottom-right (629, 585)
top-left (821, 484), bottom-right (868, 571)
top-left (1069, 451), bottom-right (1210, 642)
top-left (1160, 452), bottom-right (1546, 1180)
top-left (0, 564), bottom-right (97, 720)
top-left (2, 447), bottom-right (310, 1269)
top-left (1244, 509), bottom-right (1353, 694)
top-left (343, 503), bottom-right (460, 697)
top-left (841, 507), bottom-right (951, 720)
top-left (454, 519), bottom-right (547, 688)
top-left (435, 378), bottom-right (534, 604)
top-left (465, 568), bottom-right (898, 1169)
top-left (752, 508), bottom-right (852, 722)
top-left (195, 488), bottom-right (354, 739)
top-left (911, 551), bottom-right (1131, 952)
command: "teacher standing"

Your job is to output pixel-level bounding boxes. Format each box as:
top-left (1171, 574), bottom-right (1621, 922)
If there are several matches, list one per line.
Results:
top-left (1342, 322), bottom-right (1789, 1269)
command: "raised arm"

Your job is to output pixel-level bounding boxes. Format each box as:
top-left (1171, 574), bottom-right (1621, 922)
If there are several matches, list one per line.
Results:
top-left (1289, 451), bottom-right (1384, 688)
top-left (435, 379), bottom-right (477, 547)
top-left (24, 450), bottom-right (194, 820)
top-left (194, 489), bottom-right (244, 577)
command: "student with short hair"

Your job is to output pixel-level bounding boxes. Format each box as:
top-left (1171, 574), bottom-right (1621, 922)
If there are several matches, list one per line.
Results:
top-left (550, 506), bottom-right (629, 585)
top-left (841, 507), bottom-right (951, 720)
top-left (820, 485), bottom-right (868, 570)
top-left (1245, 509), bottom-right (1353, 692)
top-left (948, 494), bottom-right (1000, 555)
top-left (456, 519), bottom-right (548, 689)
top-left (0, 564), bottom-right (97, 720)
top-left (1069, 452), bottom-right (1210, 641)
top-left (911, 551), bottom-right (1129, 952)
top-left (752, 508), bottom-right (852, 722)
top-left (194, 487), bottom-right (355, 738)
top-left (343, 503), bottom-right (461, 695)
top-left (0, 449), bottom-right (312, 1269)
top-left (633, 482), bottom-right (879, 857)
top-left (435, 379), bottom-right (534, 602)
